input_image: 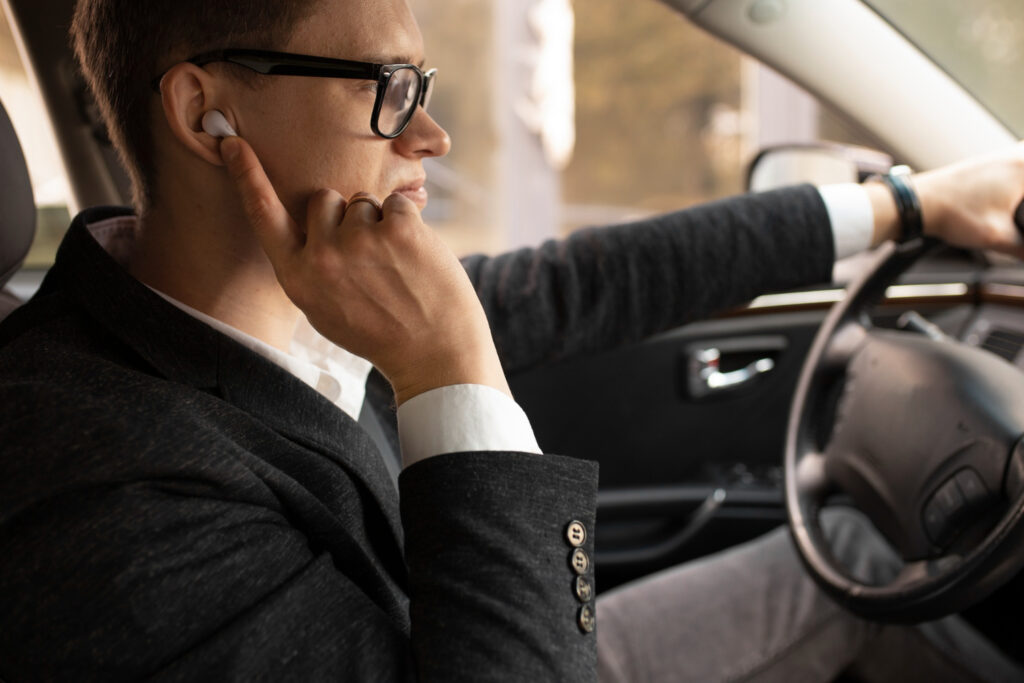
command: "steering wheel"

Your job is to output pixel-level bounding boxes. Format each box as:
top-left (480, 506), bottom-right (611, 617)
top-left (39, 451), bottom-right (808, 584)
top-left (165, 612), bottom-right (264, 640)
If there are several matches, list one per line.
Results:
top-left (784, 238), bottom-right (1024, 623)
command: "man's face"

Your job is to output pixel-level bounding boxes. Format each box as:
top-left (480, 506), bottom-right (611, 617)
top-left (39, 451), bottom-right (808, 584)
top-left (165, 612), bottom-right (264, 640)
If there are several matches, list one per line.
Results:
top-left (230, 0), bottom-right (450, 221)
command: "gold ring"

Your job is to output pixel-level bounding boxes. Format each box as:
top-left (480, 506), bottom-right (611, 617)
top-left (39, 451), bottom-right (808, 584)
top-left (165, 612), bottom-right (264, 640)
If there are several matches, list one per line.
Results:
top-left (346, 195), bottom-right (383, 213)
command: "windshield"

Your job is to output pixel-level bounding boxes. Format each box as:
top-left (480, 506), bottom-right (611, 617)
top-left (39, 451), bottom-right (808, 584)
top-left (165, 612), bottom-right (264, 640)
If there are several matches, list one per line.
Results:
top-left (864, 0), bottom-right (1024, 136)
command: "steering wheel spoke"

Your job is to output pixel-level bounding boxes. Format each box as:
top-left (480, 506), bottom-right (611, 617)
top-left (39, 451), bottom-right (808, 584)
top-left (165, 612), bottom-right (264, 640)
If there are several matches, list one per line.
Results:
top-left (821, 319), bottom-right (870, 371)
top-left (795, 451), bottom-right (831, 502)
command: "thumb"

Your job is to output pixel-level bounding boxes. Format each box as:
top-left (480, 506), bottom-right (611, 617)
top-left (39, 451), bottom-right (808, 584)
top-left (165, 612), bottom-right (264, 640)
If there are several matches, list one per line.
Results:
top-left (221, 136), bottom-right (300, 264)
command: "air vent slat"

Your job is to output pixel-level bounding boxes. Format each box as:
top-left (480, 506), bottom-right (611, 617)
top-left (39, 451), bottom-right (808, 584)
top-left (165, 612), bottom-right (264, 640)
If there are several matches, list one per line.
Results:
top-left (980, 328), bottom-right (1024, 362)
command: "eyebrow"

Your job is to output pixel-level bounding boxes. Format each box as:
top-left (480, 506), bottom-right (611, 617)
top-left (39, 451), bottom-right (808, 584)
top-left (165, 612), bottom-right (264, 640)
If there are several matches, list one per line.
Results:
top-left (364, 54), bottom-right (426, 68)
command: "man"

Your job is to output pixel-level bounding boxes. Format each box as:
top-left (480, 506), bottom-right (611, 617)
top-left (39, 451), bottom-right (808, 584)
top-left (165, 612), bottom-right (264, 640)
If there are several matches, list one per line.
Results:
top-left (1, 0), bottom-right (1023, 680)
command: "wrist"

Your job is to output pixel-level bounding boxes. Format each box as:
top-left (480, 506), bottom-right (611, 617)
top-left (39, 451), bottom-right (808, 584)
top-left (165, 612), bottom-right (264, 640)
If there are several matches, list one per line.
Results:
top-left (910, 169), bottom-right (953, 241)
top-left (865, 180), bottom-right (900, 245)
top-left (388, 341), bottom-right (511, 407)
top-left (866, 167), bottom-right (929, 244)
top-left (885, 167), bottom-right (924, 242)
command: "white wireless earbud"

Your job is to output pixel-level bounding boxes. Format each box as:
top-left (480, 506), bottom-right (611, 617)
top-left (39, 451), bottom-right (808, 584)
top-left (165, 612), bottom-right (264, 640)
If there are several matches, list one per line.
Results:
top-left (202, 110), bottom-right (238, 138)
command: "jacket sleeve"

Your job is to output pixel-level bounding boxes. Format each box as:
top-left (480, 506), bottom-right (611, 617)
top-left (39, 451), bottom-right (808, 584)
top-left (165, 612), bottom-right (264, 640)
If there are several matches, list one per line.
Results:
top-left (0, 389), bottom-right (599, 683)
top-left (462, 185), bottom-right (835, 375)
top-left (401, 452), bottom-right (599, 681)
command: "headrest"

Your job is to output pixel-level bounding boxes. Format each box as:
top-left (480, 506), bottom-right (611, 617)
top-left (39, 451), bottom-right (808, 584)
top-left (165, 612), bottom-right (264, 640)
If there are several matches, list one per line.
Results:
top-left (0, 98), bottom-right (35, 289)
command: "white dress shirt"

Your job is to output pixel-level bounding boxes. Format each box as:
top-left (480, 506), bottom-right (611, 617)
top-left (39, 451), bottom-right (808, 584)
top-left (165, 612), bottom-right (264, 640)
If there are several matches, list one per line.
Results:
top-left (819, 183), bottom-right (875, 259)
top-left (87, 184), bottom-right (874, 470)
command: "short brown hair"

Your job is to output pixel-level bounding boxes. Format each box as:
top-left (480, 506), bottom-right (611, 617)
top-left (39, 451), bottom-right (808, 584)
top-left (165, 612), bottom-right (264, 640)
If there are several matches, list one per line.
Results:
top-left (71, 0), bottom-right (321, 210)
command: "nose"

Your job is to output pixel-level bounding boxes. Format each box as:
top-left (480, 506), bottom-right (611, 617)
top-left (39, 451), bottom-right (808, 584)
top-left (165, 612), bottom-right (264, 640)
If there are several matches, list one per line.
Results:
top-left (394, 106), bottom-right (451, 159)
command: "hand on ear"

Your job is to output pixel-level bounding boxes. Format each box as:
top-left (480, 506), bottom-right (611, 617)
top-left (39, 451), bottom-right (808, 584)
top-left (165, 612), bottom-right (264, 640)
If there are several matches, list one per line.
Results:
top-left (202, 110), bottom-right (237, 138)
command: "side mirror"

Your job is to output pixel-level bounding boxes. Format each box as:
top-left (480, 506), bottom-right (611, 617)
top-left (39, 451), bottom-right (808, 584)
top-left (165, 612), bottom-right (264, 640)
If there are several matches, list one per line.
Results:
top-left (747, 143), bottom-right (894, 192)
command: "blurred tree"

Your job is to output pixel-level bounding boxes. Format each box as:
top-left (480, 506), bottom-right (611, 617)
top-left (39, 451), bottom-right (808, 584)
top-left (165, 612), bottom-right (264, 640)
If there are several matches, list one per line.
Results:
top-left (566, 0), bottom-right (745, 223)
top-left (410, 0), bottom-right (749, 246)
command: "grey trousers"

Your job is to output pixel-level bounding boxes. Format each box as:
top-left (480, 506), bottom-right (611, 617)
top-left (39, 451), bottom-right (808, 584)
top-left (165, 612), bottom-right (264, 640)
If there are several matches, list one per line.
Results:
top-left (597, 509), bottom-right (1024, 682)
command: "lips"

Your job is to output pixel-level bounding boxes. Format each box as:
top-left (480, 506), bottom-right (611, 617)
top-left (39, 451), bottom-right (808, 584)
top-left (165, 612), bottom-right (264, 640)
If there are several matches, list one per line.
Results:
top-left (393, 178), bottom-right (429, 209)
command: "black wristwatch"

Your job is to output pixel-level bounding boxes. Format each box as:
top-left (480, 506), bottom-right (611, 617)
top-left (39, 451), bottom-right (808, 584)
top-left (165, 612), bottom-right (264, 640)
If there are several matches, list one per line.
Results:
top-left (877, 165), bottom-right (924, 243)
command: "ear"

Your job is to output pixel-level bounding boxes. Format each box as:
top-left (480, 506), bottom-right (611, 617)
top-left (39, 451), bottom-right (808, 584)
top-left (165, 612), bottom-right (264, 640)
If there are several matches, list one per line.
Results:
top-left (158, 63), bottom-right (237, 167)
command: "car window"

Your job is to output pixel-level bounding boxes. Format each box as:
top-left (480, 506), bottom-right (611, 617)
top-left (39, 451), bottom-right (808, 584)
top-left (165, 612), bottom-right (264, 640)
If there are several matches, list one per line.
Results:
top-left (0, 11), bottom-right (74, 268)
top-left (0, 1), bottom-right (887, 266)
top-left (413, 0), bottom-right (888, 256)
top-left (864, 0), bottom-right (1024, 136)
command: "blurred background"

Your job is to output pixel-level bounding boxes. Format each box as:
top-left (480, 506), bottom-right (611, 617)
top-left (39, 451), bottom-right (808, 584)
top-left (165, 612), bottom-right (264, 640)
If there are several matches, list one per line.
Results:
top-left (2, 0), bottom-right (1020, 263)
top-left (407, 0), bottom-right (880, 255)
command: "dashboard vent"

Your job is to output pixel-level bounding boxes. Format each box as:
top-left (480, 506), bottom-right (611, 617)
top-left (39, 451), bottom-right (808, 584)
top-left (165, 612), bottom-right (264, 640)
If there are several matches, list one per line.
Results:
top-left (980, 328), bottom-right (1024, 362)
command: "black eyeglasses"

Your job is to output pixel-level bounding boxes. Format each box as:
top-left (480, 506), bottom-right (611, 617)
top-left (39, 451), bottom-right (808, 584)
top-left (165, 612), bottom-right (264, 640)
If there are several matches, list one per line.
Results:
top-left (153, 48), bottom-right (437, 139)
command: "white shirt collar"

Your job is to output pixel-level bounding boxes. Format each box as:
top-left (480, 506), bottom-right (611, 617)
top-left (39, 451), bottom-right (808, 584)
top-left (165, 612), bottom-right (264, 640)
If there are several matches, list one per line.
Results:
top-left (86, 215), bottom-right (373, 421)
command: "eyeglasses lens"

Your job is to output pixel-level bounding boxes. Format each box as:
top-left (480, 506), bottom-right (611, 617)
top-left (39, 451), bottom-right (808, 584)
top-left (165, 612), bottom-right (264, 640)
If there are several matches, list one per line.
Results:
top-left (379, 67), bottom-right (421, 136)
top-left (422, 71), bottom-right (436, 110)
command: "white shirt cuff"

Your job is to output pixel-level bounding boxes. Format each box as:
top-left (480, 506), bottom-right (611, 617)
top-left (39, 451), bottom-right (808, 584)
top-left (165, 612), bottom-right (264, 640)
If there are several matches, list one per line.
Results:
top-left (396, 384), bottom-right (543, 469)
top-left (818, 183), bottom-right (875, 260)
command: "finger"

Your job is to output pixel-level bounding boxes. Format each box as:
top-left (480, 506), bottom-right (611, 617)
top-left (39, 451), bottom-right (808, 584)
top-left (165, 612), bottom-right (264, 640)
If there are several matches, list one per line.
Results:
top-left (306, 188), bottom-right (346, 248)
top-left (347, 192), bottom-right (383, 212)
top-left (381, 191), bottom-right (419, 218)
top-left (993, 242), bottom-right (1024, 262)
top-left (994, 218), bottom-right (1024, 256)
top-left (221, 136), bottom-right (301, 264)
top-left (341, 192), bottom-right (384, 227)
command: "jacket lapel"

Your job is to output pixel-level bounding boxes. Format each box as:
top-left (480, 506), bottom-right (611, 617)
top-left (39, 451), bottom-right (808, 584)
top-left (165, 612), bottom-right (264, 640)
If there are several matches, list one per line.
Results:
top-left (214, 337), bottom-right (404, 544)
top-left (51, 208), bottom-right (405, 549)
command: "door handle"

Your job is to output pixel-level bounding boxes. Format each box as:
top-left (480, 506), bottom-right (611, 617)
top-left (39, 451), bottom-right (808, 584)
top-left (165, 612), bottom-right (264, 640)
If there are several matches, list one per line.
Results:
top-left (597, 488), bottom-right (727, 568)
top-left (688, 347), bottom-right (775, 398)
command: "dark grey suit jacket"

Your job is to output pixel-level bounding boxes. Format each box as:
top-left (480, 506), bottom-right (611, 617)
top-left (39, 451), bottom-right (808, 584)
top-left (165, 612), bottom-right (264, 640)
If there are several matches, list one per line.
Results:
top-left (0, 186), bottom-right (833, 681)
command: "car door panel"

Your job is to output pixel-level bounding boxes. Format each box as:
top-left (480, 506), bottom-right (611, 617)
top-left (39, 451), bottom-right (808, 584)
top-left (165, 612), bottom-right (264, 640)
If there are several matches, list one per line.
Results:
top-left (511, 310), bottom-right (827, 589)
top-left (512, 311), bottom-right (825, 487)
top-left (511, 294), bottom-right (977, 591)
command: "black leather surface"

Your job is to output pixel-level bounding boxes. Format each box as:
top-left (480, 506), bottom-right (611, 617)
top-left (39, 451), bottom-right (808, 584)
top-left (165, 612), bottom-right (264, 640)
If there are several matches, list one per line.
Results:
top-left (0, 98), bottom-right (34, 289)
top-left (0, 289), bottom-right (20, 321)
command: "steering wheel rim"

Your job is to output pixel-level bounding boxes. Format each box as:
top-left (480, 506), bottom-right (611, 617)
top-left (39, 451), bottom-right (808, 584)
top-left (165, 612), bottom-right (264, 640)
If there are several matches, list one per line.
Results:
top-left (785, 239), bottom-right (1024, 623)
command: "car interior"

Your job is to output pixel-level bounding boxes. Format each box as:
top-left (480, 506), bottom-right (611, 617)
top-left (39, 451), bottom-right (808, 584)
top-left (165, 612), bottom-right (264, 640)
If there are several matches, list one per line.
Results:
top-left (2, 0), bottom-right (1023, 674)
top-left (0, 98), bottom-right (33, 323)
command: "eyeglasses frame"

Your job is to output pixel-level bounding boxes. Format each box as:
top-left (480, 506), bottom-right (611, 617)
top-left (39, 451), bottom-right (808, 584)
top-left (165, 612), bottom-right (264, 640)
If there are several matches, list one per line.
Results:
top-left (151, 48), bottom-right (437, 139)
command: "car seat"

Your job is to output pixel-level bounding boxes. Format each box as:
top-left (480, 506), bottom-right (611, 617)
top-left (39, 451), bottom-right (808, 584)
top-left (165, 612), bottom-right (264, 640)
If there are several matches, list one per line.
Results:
top-left (0, 96), bottom-right (35, 322)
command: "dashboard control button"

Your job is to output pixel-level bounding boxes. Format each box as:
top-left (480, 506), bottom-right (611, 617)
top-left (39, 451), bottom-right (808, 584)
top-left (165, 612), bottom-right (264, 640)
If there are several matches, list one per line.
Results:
top-left (922, 501), bottom-right (947, 545)
top-left (954, 468), bottom-right (988, 507)
top-left (933, 479), bottom-right (965, 518)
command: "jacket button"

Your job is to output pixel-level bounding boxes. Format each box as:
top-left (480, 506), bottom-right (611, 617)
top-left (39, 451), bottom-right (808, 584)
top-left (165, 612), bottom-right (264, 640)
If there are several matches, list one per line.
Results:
top-left (578, 604), bottom-right (596, 633)
top-left (566, 520), bottom-right (587, 547)
top-left (570, 547), bottom-right (590, 575)
top-left (574, 575), bottom-right (594, 603)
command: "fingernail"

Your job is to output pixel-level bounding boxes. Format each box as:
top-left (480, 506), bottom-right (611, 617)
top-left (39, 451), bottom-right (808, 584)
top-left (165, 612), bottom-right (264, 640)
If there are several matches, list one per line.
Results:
top-left (221, 137), bottom-right (240, 163)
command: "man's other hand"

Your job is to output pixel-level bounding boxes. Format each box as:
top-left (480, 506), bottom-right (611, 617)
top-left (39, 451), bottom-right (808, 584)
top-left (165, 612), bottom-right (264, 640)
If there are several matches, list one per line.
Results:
top-left (220, 135), bottom-right (511, 406)
top-left (869, 142), bottom-right (1024, 259)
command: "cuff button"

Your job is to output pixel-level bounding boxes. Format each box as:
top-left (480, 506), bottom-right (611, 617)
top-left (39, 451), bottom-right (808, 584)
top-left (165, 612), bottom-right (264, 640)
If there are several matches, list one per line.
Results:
top-left (566, 520), bottom-right (587, 547)
top-left (578, 604), bottom-right (596, 633)
top-left (570, 547), bottom-right (590, 575)
top-left (574, 575), bottom-right (594, 603)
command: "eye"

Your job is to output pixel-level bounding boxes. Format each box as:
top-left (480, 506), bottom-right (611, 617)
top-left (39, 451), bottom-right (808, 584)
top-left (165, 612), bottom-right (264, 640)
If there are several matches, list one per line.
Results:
top-left (384, 76), bottom-right (417, 109)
